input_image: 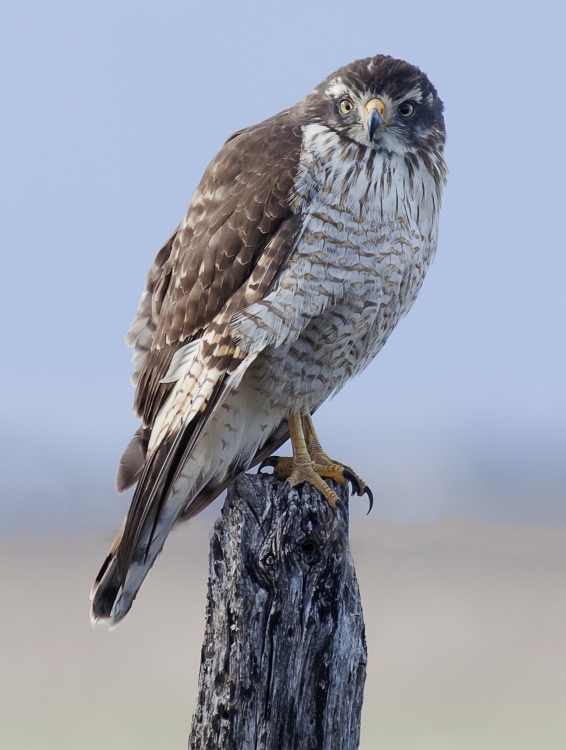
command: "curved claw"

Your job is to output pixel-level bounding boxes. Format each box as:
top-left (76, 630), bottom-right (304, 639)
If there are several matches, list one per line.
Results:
top-left (364, 485), bottom-right (374, 514)
top-left (342, 469), bottom-right (362, 495)
top-left (335, 496), bottom-right (348, 517)
top-left (258, 456), bottom-right (280, 474)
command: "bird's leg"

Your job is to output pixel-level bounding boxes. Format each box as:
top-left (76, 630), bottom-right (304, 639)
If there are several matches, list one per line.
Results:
top-left (257, 413), bottom-right (373, 510)
top-left (286, 412), bottom-right (340, 508)
top-left (302, 414), bottom-right (373, 510)
top-left (259, 412), bottom-right (339, 508)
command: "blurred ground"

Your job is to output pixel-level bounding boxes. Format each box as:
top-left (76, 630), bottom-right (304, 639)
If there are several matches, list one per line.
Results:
top-left (2, 516), bottom-right (566, 750)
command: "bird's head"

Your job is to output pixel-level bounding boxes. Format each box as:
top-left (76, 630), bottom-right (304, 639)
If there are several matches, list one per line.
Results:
top-left (301, 55), bottom-right (445, 157)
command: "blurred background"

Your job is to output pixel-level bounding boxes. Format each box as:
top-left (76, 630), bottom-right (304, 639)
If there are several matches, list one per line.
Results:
top-left (1, 0), bottom-right (565, 748)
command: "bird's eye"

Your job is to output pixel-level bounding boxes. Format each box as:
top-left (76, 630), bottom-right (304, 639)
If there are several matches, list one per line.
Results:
top-left (398, 102), bottom-right (415, 118)
top-left (339, 99), bottom-right (354, 115)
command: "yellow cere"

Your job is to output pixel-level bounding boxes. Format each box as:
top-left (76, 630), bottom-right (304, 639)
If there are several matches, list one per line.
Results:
top-left (365, 98), bottom-right (386, 117)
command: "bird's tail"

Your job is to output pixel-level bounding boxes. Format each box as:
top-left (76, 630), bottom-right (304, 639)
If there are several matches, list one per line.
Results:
top-left (90, 408), bottom-right (290, 627)
top-left (90, 472), bottom-right (231, 628)
top-left (89, 502), bottom-right (182, 627)
top-left (89, 519), bottom-right (124, 623)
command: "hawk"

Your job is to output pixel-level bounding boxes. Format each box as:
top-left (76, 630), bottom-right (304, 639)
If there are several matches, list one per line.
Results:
top-left (91, 54), bottom-right (446, 626)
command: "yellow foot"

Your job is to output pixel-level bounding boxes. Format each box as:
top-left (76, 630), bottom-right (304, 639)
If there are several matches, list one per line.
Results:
top-left (260, 455), bottom-right (294, 481)
top-left (289, 455), bottom-right (340, 509)
top-left (312, 461), bottom-right (373, 512)
top-left (258, 456), bottom-right (373, 511)
top-left (258, 455), bottom-right (340, 508)
top-left (315, 462), bottom-right (367, 495)
top-left (300, 414), bottom-right (373, 512)
top-left (258, 411), bottom-right (373, 512)
top-left (314, 459), bottom-right (368, 497)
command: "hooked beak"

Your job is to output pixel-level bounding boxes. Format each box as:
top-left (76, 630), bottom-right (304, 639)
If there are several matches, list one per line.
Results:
top-left (365, 98), bottom-right (386, 141)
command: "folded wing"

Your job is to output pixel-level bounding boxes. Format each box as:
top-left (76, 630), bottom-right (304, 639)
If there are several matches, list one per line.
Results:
top-left (113, 112), bottom-right (305, 584)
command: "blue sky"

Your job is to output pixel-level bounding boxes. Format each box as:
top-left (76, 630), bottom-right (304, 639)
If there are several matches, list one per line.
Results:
top-left (1, 0), bottom-right (565, 530)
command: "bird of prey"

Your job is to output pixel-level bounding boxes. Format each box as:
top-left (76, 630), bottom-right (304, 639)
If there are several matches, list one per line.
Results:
top-left (91, 54), bottom-right (447, 626)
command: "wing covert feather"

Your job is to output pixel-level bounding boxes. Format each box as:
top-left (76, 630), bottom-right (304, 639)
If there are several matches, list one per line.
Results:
top-left (133, 111), bottom-right (304, 428)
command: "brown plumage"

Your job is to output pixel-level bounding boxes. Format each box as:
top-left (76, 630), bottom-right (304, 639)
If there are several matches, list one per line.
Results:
top-left (134, 115), bottom-right (303, 422)
top-left (93, 114), bottom-right (306, 617)
top-left (91, 54), bottom-right (446, 625)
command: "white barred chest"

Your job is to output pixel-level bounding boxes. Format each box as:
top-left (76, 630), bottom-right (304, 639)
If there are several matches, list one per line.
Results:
top-left (242, 124), bottom-right (443, 412)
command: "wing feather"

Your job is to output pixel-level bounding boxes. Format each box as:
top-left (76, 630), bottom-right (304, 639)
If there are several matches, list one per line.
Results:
top-left (115, 110), bottom-right (305, 581)
top-left (125, 230), bottom-right (177, 388)
top-left (132, 112), bottom-right (303, 428)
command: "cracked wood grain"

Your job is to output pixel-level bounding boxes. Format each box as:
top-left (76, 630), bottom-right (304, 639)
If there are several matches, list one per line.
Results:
top-left (189, 472), bottom-right (367, 750)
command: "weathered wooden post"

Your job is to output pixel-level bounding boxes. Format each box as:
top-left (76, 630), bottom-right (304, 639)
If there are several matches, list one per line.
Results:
top-left (189, 472), bottom-right (367, 750)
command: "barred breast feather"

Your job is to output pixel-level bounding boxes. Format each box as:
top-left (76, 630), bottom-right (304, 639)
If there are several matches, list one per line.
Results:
top-left (234, 123), bottom-right (443, 410)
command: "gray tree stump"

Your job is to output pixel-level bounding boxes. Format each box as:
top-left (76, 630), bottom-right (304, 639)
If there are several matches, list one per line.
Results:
top-left (189, 472), bottom-right (367, 750)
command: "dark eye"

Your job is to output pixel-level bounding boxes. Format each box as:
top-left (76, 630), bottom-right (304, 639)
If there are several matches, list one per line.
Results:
top-left (339, 99), bottom-right (354, 115)
top-left (398, 102), bottom-right (415, 118)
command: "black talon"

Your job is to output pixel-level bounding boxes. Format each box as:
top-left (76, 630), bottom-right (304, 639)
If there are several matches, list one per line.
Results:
top-left (364, 486), bottom-right (374, 514)
top-left (335, 497), bottom-right (347, 516)
top-left (258, 456), bottom-right (280, 474)
top-left (342, 469), bottom-right (362, 495)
